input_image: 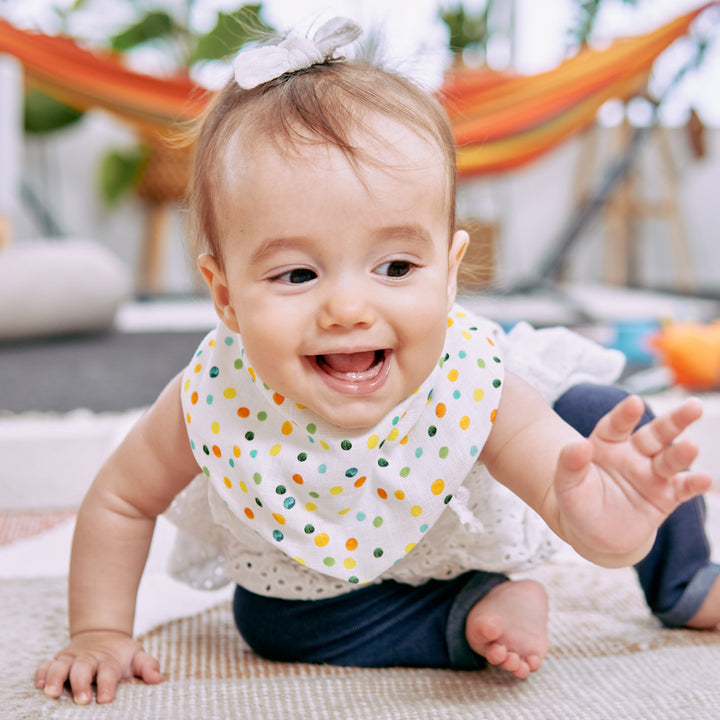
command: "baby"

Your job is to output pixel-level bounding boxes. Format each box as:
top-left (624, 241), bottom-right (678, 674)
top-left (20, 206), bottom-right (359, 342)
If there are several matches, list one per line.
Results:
top-left (36, 19), bottom-right (715, 705)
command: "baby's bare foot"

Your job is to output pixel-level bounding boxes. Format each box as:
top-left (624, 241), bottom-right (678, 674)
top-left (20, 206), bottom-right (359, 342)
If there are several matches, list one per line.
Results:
top-left (465, 579), bottom-right (549, 679)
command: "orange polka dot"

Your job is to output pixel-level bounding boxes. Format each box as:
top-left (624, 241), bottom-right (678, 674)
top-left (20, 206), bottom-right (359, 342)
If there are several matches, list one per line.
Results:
top-left (447, 317), bottom-right (455, 328)
top-left (281, 421), bottom-right (293, 435)
top-left (191, 392), bottom-right (198, 405)
top-left (248, 368), bottom-right (256, 381)
top-left (272, 513), bottom-right (286, 525)
top-left (431, 479), bottom-right (445, 495)
top-left (212, 445), bottom-right (222, 457)
top-left (223, 477), bottom-right (232, 489)
top-left (345, 538), bottom-right (358, 551)
top-left (491, 408), bottom-right (497, 423)
top-left (377, 488), bottom-right (388, 499)
top-left (436, 403), bottom-right (446, 418)
top-left (233, 445), bottom-right (241, 457)
top-left (194, 363), bottom-right (202, 374)
top-left (354, 476), bottom-right (366, 488)
top-left (273, 393), bottom-right (285, 405)
top-left (487, 337), bottom-right (495, 346)
top-left (237, 407), bottom-right (250, 418)
top-left (394, 490), bottom-right (405, 500)
top-left (292, 473), bottom-right (304, 484)
top-left (244, 508), bottom-right (254, 520)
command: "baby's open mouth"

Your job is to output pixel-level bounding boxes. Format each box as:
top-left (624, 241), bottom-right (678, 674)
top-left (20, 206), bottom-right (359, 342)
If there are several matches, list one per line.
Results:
top-left (316, 350), bottom-right (387, 382)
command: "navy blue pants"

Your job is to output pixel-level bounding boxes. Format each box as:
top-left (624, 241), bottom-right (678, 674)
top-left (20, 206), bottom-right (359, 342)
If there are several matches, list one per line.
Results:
top-left (234, 384), bottom-right (718, 668)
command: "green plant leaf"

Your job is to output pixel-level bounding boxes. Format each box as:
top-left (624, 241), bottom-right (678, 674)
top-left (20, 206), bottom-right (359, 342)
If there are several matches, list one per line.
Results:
top-left (98, 147), bottom-right (147, 206)
top-left (110, 11), bottom-right (175, 52)
top-left (23, 89), bottom-right (84, 133)
top-left (189, 4), bottom-right (274, 64)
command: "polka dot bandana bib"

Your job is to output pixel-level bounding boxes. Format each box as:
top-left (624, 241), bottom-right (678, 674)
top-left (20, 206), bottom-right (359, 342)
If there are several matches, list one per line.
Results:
top-left (181, 305), bottom-right (503, 585)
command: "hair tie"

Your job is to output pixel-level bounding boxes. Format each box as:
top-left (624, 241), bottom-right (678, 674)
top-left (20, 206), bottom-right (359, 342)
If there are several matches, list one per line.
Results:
top-left (233, 17), bottom-right (362, 90)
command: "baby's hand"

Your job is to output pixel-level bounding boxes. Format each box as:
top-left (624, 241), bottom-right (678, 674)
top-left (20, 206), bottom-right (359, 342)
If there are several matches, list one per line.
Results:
top-left (553, 395), bottom-right (712, 564)
top-left (35, 631), bottom-right (162, 705)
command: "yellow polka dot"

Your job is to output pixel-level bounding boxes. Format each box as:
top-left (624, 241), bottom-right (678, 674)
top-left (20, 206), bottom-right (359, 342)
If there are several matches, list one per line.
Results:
top-left (315, 533), bottom-right (329, 547)
top-left (211, 421), bottom-right (220, 435)
top-left (456, 312), bottom-right (466, 318)
top-left (209, 339), bottom-right (216, 348)
top-left (405, 542), bottom-right (416, 554)
top-left (330, 486), bottom-right (343, 495)
top-left (431, 479), bottom-right (445, 495)
top-left (394, 490), bottom-right (405, 500)
top-left (459, 416), bottom-right (470, 430)
top-left (223, 477), bottom-right (232, 489)
top-left (223, 387), bottom-right (237, 399)
top-left (306, 502), bottom-right (317, 512)
top-left (473, 388), bottom-right (484, 402)
top-left (400, 435), bottom-right (409, 445)
top-left (194, 363), bottom-right (202, 374)
top-left (270, 444), bottom-right (282, 456)
top-left (272, 513), bottom-right (286, 525)
top-left (367, 435), bottom-right (380, 449)
top-left (294, 557), bottom-right (306, 566)
top-left (248, 367), bottom-right (256, 381)
top-left (410, 505), bottom-right (423, 517)
top-left (320, 440), bottom-right (330, 450)
top-left (239, 481), bottom-right (247, 493)
top-left (186, 413), bottom-right (191, 423)
top-left (462, 330), bottom-right (472, 340)
top-left (346, 538), bottom-right (358, 551)
top-left (338, 508), bottom-right (351, 515)
top-left (448, 368), bottom-right (459, 382)
top-left (387, 427), bottom-right (399, 442)
top-left (183, 379), bottom-right (190, 392)
top-left (487, 336), bottom-right (495, 346)
top-left (281, 421), bottom-right (293, 435)
top-left (447, 317), bottom-right (455, 328)
top-left (296, 403), bottom-right (306, 409)
top-left (344, 558), bottom-right (357, 569)
top-left (233, 445), bottom-right (241, 457)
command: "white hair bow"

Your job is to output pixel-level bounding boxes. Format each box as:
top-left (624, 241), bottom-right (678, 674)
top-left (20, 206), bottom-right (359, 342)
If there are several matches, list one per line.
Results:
top-left (233, 17), bottom-right (362, 90)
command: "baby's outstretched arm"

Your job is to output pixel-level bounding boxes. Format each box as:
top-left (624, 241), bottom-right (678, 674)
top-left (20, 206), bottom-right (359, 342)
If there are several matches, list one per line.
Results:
top-left (35, 373), bottom-right (200, 704)
top-left (482, 372), bottom-right (712, 567)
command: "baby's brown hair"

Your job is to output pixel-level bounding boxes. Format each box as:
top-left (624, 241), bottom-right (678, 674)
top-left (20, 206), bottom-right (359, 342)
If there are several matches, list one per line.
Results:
top-left (186, 58), bottom-right (458, 267)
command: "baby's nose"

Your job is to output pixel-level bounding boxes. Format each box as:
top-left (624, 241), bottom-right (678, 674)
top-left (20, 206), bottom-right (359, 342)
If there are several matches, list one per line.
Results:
top-left (317, 281), bottom-right (376, 330)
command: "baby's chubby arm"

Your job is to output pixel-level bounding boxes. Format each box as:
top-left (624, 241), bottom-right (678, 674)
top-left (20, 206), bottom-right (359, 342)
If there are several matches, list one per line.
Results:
top-left (35, 372), bottom-right (201, 705)
top-left (481, 371), bottom-right (712, 568)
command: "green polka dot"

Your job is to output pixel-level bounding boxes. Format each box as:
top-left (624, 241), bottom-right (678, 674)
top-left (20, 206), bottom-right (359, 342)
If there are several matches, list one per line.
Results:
top-left (229, 459), bottom-right (235, 468)
top-left (263, 383), bottom-right (270, 390)
top-left (323, 557), bottom-right (335, 567)
top-left (297, 452), bottom-right (308, 462)
top-left (345, 467), bottom-right (358, 477)
top-left (255, 498), bottom-right (263, 507)
top-left (420, 524), bottom-right (429, 533)
top-left (257, 411), bottom-right (267, 421)
top-left (253, 473), bottom-right (262, 484)
top-left (439, 446), bottom-right (449, 459)
top-left (443, 494), bottom-right (453, 504)
top-left (493, 356), bottom-right (501, 363)
top-left (245, 431), bottom-right (255, 441)
top-left (400, 467), bottom-right (410, 478)
top-left (209, 366), bottom-right (219, 378)
top-left (348, 576), bottom-right (359, 584)
top-left (309, 491), bottom-right (320, 499)
top-left (190, 440), bottom-right (196, 450)
top-left (493, 378), bottom-right (502, 388)
top-left (304, 524), bottom-right (315, 534)
top-left (202, 466), bottom-right (210, 477)
top-left (306, 423), bottom-right (317, 434)
top-left (378, 458), bottom-right (389, 468)
top-left (202, 445), bottom-right (210, 455)
top-left (234, 359), bottom-right (243, 369)
top-left (275, 485), bottom-right (286, 494)
top-left (272, 530), bottom-right (284, 542)
top-left (373, 547), bottom-right (384, 557)
top-left (477, 358), bottom-right (486, 368)
top-left (373, 516), bottom-right (384, 528)
top-left (250, 449), bottom-right (257, 458)
top-left (428, 425), bottom-right (437, 437)
top-left (341, 440), bottom-right (352, 450)
top-left (392, 416), bottom-right (400, 425)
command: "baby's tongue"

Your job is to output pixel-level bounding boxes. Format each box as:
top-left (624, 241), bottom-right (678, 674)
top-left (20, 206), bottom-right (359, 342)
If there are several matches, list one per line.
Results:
top-left (322, 351), bottom-right (377, 374)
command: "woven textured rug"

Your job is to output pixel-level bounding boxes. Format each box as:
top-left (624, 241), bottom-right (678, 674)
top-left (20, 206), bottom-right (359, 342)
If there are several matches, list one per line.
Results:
top-left (3, 558), bottom-right (720, 720)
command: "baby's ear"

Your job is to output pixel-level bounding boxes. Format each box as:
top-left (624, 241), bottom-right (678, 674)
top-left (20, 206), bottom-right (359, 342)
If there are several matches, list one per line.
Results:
top-left (197, 254), bottom-right (240, 332)
top-left (447, 230), bottom-right (469, 311)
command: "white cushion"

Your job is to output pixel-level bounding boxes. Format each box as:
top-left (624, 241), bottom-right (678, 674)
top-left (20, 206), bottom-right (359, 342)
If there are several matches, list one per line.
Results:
top-left (0, 240), bottom-right (132, 340)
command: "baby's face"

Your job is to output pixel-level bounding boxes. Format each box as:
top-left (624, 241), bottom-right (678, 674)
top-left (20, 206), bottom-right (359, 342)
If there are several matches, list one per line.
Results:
top-left (204, 116), bottom-right (466, 429)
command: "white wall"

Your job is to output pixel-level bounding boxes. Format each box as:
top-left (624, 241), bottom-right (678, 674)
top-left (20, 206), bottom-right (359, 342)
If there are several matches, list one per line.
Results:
top-left (11, 108), bottom-right (720, 297)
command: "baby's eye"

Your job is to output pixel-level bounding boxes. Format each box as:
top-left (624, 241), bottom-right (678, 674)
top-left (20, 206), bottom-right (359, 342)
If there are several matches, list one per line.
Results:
top-left (274, 268), bottom-right (317, 284)
top-left (376, 260), bottom-right (414, 278)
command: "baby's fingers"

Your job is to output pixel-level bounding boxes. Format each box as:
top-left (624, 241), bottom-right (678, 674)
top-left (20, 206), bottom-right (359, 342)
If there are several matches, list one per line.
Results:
top-left (68, 656), bottom-right (102, 705)
top-left (592, 394), bottom-right (646, 443)
top-left (669, 469), bottom-right (713, 505)
top-left (651, 437), bottom-right (700, 478)
top-left (39, 655), bottom-right (73, 699)
top-left (131, 650), bottom-right (163, 686)
top-left (633, 398), bottom-right (703, 456)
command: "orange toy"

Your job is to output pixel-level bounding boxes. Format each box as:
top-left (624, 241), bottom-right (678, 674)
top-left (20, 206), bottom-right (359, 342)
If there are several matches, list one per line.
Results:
top-left (650, 320), bottom-right (720, 390)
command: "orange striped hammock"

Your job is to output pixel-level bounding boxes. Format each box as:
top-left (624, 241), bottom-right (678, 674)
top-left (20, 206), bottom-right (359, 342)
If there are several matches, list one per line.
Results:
top-left (0, 4), bottom-right (714, 177)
